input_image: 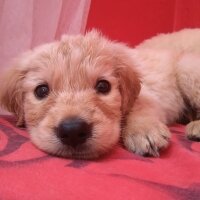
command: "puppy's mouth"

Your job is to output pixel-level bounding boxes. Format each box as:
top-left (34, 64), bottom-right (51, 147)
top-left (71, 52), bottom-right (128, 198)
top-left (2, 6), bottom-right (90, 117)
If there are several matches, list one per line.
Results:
top-left (31, 116), bottom-right (119, 159)
top-left (54, 144), bottom-right (98, 160)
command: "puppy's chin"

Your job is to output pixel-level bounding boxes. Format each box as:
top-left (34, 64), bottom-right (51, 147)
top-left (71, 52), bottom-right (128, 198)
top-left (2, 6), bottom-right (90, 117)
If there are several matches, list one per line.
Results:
top-left (29, 125), bottom-right (120, 159)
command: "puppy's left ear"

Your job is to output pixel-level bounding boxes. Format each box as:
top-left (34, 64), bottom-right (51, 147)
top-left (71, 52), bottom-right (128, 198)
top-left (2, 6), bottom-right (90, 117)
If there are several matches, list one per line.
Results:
top-left (115, 51), bottom-right (141, 116)
top-left (0, 63), bottom-right (26, 127)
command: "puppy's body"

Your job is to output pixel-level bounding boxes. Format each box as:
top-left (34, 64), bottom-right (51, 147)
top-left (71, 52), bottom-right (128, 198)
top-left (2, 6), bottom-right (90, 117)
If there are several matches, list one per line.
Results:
top-left (0, 29), bottom-right (200, 158)
top-left (124, 29), bottom-right (200, 156)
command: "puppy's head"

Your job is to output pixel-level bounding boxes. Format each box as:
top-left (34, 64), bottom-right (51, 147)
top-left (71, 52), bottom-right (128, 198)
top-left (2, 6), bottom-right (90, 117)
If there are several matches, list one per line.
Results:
top-left (0, 31), bottom-right (140, 159)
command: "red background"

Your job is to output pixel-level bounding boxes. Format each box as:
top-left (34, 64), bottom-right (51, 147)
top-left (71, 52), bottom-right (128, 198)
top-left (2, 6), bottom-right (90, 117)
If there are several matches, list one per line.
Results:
top-left (86, 0), bottom-right (200, 46)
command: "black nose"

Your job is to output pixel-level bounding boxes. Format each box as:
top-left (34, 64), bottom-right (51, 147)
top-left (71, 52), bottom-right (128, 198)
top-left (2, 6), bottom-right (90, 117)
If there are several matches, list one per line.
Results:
top-left (56, 118), bottom-right (92, 147)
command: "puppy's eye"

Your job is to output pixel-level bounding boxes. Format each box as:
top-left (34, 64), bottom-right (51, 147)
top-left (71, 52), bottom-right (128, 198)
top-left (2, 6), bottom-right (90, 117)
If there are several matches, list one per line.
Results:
top-left (34, 84), bottom-right (49, 99)
top-left (95, 80), bottom-right (111, 94)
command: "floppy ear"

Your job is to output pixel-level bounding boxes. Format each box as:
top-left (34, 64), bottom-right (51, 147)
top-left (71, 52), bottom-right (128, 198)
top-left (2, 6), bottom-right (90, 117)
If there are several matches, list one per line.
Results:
top-left (0, 64), bottom-right (26, 127)
top-left (113, 47), bottom-right (141, 116)
top-left (116, 64), bottom-right (141, 116)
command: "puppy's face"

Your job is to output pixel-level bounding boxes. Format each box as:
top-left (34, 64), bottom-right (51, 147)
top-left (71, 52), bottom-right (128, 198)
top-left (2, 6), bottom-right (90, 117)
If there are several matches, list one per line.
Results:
top-left (0, 31), bottom-right (140, 159)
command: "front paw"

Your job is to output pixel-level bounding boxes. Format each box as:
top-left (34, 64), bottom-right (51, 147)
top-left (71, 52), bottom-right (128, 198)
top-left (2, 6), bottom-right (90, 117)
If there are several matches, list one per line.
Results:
top-left (186, 120), bottom-right (200, 141)
top-left (123, 122), bottom-right (171, 157)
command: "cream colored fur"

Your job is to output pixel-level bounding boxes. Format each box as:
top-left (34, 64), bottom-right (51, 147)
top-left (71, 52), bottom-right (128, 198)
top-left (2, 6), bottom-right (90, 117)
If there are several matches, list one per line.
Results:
top-left (124, 29), bottom-right (200, 156)
top-left (0, 29), bottom-right (200, 158)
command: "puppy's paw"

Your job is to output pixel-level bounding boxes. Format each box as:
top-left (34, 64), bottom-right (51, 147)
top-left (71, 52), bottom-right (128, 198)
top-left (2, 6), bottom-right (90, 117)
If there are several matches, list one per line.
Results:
top-left (123, 122), bottom-right (171, 157)
top-left (186, 120), bottom-right (200, 141)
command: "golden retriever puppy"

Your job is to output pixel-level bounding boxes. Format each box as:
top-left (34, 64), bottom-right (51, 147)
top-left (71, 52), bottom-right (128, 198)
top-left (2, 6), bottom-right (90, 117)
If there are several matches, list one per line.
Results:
top-left (0, 29), bottom-right (200, 159)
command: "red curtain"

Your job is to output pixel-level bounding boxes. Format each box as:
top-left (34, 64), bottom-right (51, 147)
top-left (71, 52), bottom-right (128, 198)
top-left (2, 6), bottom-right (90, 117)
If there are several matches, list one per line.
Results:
top-left (86, 0), bottom-right (200, 46)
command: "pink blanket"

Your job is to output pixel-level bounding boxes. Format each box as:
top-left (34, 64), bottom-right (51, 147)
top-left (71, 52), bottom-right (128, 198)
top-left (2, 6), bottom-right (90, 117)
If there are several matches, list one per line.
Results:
top-left (0, 115), bottom-right (200, 199)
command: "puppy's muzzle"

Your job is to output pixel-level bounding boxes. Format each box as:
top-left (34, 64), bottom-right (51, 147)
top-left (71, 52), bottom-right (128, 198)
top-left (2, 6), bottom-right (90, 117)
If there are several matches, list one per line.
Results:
top-left (56, 117), bottom-right (92, 148)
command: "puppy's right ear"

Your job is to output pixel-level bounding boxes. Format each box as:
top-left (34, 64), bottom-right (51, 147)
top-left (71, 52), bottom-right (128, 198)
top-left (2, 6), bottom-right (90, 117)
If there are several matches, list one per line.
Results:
top-left (0, 62), bottom-right (27, 127)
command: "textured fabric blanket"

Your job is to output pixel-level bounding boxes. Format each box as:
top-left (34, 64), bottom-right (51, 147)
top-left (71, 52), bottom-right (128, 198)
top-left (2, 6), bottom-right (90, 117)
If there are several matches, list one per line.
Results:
top-left (0, 115), bottom-right (200, 200)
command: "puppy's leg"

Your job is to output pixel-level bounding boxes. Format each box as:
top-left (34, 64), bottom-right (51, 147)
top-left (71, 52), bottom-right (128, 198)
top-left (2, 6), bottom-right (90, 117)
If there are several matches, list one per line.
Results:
top-left (186, 119), bottom-right (200, 142)
top-left (185, 102), bottom-right (200, 142)
top-left (123, 97), bottom-right (171, 157)
top-left (176, 54), bottom-right (200, 141)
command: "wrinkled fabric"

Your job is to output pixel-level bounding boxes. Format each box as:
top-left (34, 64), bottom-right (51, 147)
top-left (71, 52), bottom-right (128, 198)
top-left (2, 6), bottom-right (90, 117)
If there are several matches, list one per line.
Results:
top-left (0, 116), bottom-right (200, 200)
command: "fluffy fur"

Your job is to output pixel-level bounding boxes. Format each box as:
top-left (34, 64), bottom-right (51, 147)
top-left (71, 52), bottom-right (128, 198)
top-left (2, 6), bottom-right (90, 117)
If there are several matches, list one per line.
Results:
top-left (0, 29), bottom-right (200, 159)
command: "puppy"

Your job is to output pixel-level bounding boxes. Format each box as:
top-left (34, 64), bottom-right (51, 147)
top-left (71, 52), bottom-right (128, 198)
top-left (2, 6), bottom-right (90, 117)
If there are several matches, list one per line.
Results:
top-left (0, 29), bottom-right (200, 159)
